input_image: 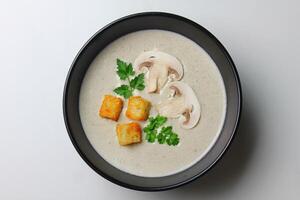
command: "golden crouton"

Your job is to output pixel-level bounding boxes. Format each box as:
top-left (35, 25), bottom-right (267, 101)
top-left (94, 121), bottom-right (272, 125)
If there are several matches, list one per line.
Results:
top-left (99, 95), bottom-right (123, 121)
top-left (125, 96), bottom-right (151, 121)
top-left (116, 122), bottom-right (142, 145)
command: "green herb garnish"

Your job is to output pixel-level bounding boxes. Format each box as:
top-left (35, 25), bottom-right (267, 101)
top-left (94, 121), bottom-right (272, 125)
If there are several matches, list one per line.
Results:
top-left (143, 115), bottom-right (167, 143)
top-left (113, 85), bottom-right (132, 99)
top-left (130, 73), bottom-right (145, 91)
top-left (113, 58), bottom-right (145, 98)
top-left (143, 115), bottom-right (180, 146)
top-left (158, 126), bottom-right (180, 146)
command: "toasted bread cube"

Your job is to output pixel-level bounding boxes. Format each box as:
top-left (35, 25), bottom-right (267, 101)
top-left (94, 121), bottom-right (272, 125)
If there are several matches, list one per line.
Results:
top-left (125, 96), bottom-right (151, 121)
top-left (99, 95), bottom-right (123, 121)
top-left (116, 122), bottom-right (142, 145)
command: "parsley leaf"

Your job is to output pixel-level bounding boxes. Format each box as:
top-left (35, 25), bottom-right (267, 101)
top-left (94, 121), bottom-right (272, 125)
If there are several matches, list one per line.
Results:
top-left (113, 85), bottom-right (132, 99)
top-left (114, 58), bottom-right (144, 99)
top-left (116, 59), bottom-right (134, 80)
top-left (143, 115), bottom-right (179, 146)
top-left (158, 126), bottom-right (180, 146)
top-left (154, 115), bottom-right (168, 128)
top-left (167, 134), bottom-right (179, 146)
top-left (145, 129), bottom-right (157, 143)
top-left (157, 132), bottom-right (166, 144)
top-left (143, 115), bottom-right (167, 132)
top-left (130, 73), bottom-right (145, 91)
top-left (143, 115), bottom-right (167, 143)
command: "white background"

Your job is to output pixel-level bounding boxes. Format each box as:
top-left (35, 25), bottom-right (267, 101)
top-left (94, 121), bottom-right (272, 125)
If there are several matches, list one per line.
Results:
top-left (1, 0), bottom-right (299, 199)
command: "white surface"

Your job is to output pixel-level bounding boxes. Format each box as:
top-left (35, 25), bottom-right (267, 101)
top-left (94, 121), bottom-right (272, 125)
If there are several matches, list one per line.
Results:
top-left (0, 0), bottom-right (299, 199)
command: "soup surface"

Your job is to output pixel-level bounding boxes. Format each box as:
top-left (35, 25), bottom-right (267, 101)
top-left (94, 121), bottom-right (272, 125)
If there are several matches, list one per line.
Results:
top-left (79, 30), bottom-right (226, 177)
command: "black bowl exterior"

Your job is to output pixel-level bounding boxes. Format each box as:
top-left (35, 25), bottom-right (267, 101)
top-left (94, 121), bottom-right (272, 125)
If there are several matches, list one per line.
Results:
top-left (63, 12), bottom-right (242, 191)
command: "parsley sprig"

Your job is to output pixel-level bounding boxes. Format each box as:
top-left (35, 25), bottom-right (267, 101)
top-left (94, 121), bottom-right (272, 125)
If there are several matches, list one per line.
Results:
top-left (143, 115), bottom-right (180, 146)
top-left (157, 126), bottom-right (180, 145)
top-left (113, 59), bottom-right (145, 99)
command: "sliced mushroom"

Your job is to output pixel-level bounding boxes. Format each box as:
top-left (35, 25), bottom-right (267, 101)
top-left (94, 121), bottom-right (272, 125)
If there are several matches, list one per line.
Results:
top-left (156, 82), bottom-right (201, 129)
top-left (134, 50), bottom-right (183, 93)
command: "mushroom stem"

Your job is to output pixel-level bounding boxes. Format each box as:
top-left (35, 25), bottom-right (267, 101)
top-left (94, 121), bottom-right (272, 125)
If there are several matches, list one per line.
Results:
top-left (148, 71), bottom-right (158, 93)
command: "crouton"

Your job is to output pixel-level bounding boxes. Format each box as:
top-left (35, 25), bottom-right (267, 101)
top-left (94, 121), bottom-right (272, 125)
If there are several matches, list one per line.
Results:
top-left (116, 122), bottom-right (142, 145)
top-left (99, 95), bottom-right (123, 121)
top-left (125, 96), bottom-right (151, 121)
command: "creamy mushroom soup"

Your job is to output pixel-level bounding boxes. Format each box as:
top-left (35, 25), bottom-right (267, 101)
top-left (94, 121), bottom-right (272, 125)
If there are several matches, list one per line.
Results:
top-left (79, 30), bottom-right (226, 177)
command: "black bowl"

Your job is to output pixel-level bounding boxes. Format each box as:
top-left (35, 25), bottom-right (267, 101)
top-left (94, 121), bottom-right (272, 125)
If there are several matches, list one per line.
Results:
top-left (63, 12), bottom-right (242, 191)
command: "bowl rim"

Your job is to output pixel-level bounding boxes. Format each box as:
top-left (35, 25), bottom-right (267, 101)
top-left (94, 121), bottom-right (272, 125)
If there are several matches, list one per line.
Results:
top-left (63, 11), bottom-right (242, 191)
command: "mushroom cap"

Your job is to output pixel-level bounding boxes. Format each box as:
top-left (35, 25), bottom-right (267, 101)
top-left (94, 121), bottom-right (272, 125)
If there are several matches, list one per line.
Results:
top-left (156, 95), bottom-right (186, 118)
top-left (156, 81), bottom-right (201, 129)
top-left (133, 50), bottom-right (184, 93)
top-left (134, 50), bottom-right (184, 79)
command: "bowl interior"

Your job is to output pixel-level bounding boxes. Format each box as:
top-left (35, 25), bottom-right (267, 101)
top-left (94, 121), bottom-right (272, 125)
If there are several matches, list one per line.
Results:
top-left (63, 12), bottom-right (241, 191)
